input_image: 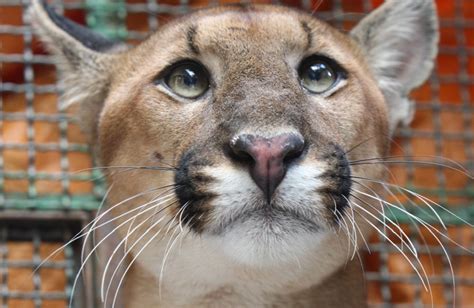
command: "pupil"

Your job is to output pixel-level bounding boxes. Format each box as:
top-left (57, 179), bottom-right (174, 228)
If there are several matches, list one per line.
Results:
top-left (183, 68), bottom-right (198, 87)
top-left (308, 63), bottom-right (328, 81)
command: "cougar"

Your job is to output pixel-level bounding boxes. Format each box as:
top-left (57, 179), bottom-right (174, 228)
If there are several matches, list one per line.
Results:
top-left (31, 0), bottom-right (440, 307)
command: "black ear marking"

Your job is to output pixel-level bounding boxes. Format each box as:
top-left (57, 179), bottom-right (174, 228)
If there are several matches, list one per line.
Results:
top-left (41, 0), bottom-right (118, 52)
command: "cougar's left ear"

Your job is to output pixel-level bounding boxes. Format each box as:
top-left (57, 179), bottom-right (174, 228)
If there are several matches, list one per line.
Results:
top-left (30, 0), bottom-right (127, 140)
top-left (351, 0), bottom-right (439, 133)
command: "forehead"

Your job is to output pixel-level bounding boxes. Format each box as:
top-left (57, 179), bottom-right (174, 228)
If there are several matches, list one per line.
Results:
top-left (144, 6), bottom-right (352, 60)
top-left (128, 5), bottom-right (361, 83)
top-left (192, 10), bottom-right (309, 53)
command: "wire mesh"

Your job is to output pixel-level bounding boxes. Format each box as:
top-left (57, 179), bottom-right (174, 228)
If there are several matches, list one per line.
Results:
top-left (0, 219), bottom-right (92, 308)
top-left (0, 0), bottom-right (473, 307)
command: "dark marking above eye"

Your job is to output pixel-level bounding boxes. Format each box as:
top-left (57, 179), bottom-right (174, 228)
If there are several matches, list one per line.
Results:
top-left (300, 21), bottom-right (312, 50)
top-left (187, 26), bottom-right (200, 55)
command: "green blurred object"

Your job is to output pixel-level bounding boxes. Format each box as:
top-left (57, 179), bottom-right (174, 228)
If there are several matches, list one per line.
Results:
top-left (85, 0), bottom-right (128, 40)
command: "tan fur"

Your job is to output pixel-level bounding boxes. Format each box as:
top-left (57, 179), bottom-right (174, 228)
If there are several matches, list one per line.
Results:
top-left (31, 1), bottom-right (438, 307)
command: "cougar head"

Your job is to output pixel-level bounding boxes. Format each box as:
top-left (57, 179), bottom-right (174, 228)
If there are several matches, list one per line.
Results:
top-left (32, 0), bottom-right (438, 266)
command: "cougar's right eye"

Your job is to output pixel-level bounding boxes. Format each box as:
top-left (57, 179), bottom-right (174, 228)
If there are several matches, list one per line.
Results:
top-left (160, 61), bottom-right (209, 99)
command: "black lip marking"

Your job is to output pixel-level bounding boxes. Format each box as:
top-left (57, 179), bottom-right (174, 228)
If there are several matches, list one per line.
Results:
top-left (319, 144), bottom-right (352, 223)
top-left (174, 150), bottom-right (214, 233)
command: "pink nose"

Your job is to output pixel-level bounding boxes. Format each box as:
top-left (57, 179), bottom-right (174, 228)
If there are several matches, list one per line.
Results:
top-left (229, 133), bottom-right (305, 202)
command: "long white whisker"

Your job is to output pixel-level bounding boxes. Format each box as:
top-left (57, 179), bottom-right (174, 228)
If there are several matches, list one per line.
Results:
top-left (353, 188), bottom-right (463, 305)
top-left (100, 200), bottom-right (177, 302)
top-left (342, 196), bottom-right (359, 260)
top-left (353, 176), bottom-right (459, 229)
top-left (69, 195), bottom-right (175, 308)
top-left (349, 157), bottom-right (472, 179)
top-left (82, 184), bottom-right (114, 266)
top-left (353, 186), bottom-right (473, 252)
top-left (108, 215), bottom-right (178, 308)
top-left (352, 206), bottom-right (430, 292)
top-left (158, 202), bottom-right (191, 299)
top-left (332, 197), bottom-right (355, 262)
top-left (34, 186), bottom-right (168, 275)
top-left (124, 187), bottom-right (179, 253)
top-left (344, 196), bottom-right (370, 253)
top-left (350, 192), bottom-right (418, 257)
top-left (356, 177), bottom-right (447, 230)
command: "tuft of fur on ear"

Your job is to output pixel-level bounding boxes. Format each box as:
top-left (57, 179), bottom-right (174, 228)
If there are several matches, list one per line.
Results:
top-left (351, 0), bottom-right (439, 133)
top-left (29, 0), bottom-right (126, 139)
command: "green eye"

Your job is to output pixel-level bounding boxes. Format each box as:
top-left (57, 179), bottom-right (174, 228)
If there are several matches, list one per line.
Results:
top-left (163, 62), bottom-right (209, 99)
top-left (299, 57), bottom-right (339, 94)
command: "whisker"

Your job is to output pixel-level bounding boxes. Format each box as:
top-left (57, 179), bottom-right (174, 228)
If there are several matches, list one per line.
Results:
top-left (310, 0), bottom-right (325, 15)
top-left (342, 195), bottom-right (359, 260)
top-left (158, 223), bottom-right (183, 300)
top-left (34, 186), bottom-right (171, 275)
top-left (353, 191), bottom-right (459, 304)
top-left (352, 205), bottom-right (430, 292)
top-left (332, 196), bottom-right (355, 262)
top-left (81, 183), bottom-right (115, 269)
top-left (353, 177), bottom-right (473, 228)
top-left (101, 201), bottom-right (178, 304)
top-left (107, 215), bottom-right (179, 308)
top-left (349, 159), bottom-right (472, 180)
top-left (123, 186), bottom-right (180, 253)
top-left (343, 196), bottom-right (371, 253)
top-left (344, 136), bottom-right (376, 155)
top-left (349, 155), bottom-right (470, 174)
top-left (70, 195), bottom-right (176, 308)
top-left (345, 199), bottom-right (370, 275)
top-left (361, 178), bottom-right (426, 255)
top-left (72, 164), bottom-right (178, 174)
top-left (351, 181), bottom-right (420, 256)
top-left (355, 185), bottom-right (472, 253)
top-left (350, 192), bottom-right (418, 257)
top-left (159, 202), bottom-right (192, 299)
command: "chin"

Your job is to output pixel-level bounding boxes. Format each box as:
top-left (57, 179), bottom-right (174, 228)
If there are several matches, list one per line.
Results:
top-left (207, 214), bottom-right (327, 267)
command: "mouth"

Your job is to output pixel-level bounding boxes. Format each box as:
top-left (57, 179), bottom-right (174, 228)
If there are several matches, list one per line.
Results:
top-left (209, 199), bottom-right (324, 236)
top-left (174, 143), bottom-right (352, 235)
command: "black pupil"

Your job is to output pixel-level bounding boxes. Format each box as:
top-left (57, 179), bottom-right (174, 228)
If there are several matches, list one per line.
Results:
top-left (182, 68), bottom-right (198, 87)
top-left (307, 63), bottom-right (329, 81)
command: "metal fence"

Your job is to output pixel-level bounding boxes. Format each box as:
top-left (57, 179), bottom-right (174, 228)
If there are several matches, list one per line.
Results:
top-left (0, 0), bottom-right (473, 307)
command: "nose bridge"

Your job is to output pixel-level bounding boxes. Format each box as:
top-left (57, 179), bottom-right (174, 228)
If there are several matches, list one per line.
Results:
top-left (222, 76), bottom-right (304, 129)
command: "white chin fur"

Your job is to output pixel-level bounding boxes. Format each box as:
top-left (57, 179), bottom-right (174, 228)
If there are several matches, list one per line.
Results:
top-left (208, 225), bottom-right (327, 267)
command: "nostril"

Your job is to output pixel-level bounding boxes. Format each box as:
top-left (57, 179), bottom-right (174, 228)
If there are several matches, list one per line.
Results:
top-left (282, 134), bottom-right (305, 163)
top-left (227, 136), bottom-right (255, 164)
top-left (233, 150), bottom-right (254, 163)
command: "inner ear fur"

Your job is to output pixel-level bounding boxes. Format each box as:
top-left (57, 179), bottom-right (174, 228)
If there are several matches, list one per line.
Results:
top-left (30, 0), bottom-right (126, 140)
top-left (350, 0), bottom-right (439, 133)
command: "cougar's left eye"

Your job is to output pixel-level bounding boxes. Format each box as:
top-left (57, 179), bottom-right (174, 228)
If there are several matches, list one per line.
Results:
top-left (163, 61), bottom-right (209, 99)
top-left (298, 56), bottom-right (343, 94)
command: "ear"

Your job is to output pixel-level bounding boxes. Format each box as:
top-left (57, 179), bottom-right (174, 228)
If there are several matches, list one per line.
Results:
top-left (350, 0), bottom-right (439, 133)
top-left (30, 0), bottom-right (126, 140)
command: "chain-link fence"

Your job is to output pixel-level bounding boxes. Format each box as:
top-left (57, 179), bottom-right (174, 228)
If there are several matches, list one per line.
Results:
top-left (1, 0), bottom-right (473, 307)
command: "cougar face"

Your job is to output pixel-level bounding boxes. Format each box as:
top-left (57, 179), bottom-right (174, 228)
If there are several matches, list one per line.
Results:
top-left (96, 7), bottom-right (392, 263)
top-left (32, 0), bottom-right (438, 305)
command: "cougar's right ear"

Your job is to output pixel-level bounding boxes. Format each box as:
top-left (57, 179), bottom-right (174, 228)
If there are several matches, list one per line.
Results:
top-left (30, 0), bottom-right (126, 140)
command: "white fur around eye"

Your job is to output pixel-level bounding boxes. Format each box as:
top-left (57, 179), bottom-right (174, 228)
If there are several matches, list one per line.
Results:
top-left (319, 78), bottom-right (348, 98)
